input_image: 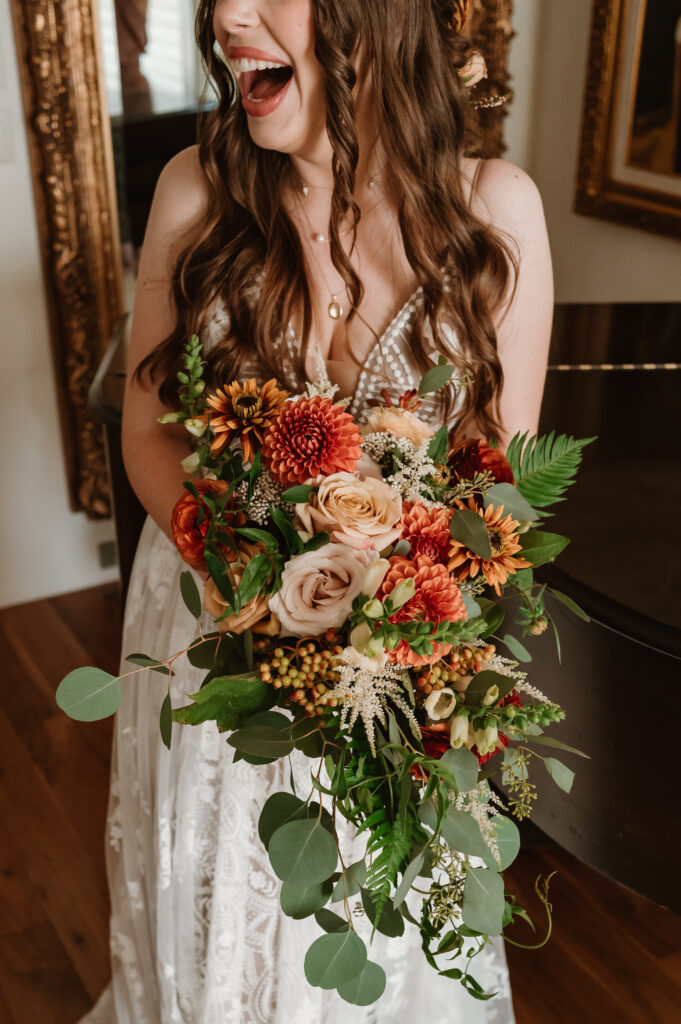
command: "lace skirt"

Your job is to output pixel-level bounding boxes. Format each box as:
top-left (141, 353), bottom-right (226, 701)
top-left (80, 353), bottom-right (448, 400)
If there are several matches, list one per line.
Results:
top-left (81, 516), bottom-right (516, 1024)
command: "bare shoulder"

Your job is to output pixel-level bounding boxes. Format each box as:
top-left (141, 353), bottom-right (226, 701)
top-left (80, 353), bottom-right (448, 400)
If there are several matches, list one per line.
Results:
top-left (470, 158), bottom-right (546, 245)
top-left (138, 145), bottom-right (212, 284)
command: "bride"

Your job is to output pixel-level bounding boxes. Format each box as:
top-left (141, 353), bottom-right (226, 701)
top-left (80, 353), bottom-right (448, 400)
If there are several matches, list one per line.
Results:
top-left (85, 0), bottom-right (553, 1020)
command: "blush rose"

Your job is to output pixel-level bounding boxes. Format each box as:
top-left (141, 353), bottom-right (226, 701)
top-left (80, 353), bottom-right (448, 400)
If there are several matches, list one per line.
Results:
top-left (296, 473), bottom-right (402, 552)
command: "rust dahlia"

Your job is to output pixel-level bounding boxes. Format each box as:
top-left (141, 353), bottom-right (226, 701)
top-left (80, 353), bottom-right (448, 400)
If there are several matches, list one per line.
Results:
top-left (378, 555), bottom-right (467, 668)
top-left (447, 438), bottom-right (514, 485)
top-left (448, 498), bottom-right (531, 595)
top-left (262, 396), bottom-right (362, 486)
top-left (206, 378), bottom-right (289, 462)
top-left (400, 501), bottom-right (452, 565)
top-left (171, 480), bottom-right (243, 572)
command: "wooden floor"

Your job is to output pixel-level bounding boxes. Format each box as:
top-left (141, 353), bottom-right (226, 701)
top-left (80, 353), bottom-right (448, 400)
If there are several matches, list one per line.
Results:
top-left (0, 583), bottom-right (679, 1023)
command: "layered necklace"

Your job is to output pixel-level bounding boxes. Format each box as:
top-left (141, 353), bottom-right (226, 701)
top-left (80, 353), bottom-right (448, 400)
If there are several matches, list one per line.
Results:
top-left (295, 173), bottom-right (393, 320)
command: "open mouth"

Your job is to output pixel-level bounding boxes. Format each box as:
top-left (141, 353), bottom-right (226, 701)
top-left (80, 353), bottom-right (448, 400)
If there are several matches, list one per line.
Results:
top-left (238, 62), bottom-right (294, 104)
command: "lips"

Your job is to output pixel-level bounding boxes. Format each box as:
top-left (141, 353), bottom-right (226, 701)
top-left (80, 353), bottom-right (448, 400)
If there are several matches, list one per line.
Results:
top-left (227, 46), bottom-right (294, 119)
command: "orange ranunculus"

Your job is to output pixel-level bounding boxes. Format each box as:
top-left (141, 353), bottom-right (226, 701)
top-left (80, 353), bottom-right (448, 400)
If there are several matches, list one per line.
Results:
top-left (170, 480), bottom-right (239, 572)
top-left (262, 396), bottom-right (362, 486)
top-left (378, 555), bottom-right (467, 668)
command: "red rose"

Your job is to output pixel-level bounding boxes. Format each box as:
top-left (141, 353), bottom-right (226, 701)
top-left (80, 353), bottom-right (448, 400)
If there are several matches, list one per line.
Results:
top-left (447, 438), bottom-right (514, 485)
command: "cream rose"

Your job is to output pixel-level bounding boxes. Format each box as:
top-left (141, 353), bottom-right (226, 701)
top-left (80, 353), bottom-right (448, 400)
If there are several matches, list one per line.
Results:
top-left (269, 543), bottom-right (377, 637)
top-left (296, 473), bottom-right (402, 551)
top-left (458, 52), bottom-right (488, 88)
top-left (363, 406), bottom-right (435, 446)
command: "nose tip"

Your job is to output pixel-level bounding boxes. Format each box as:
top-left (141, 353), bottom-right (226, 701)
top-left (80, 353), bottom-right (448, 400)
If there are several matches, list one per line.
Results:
top-left (214, 0), bottom-right (260, 34)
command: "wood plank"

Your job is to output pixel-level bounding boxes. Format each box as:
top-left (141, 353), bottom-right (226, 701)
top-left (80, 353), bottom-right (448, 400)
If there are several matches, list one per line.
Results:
top-left (0, 705), bottom-right (110, 1001)
top-left (0, 921), bottom-right (92, 1024)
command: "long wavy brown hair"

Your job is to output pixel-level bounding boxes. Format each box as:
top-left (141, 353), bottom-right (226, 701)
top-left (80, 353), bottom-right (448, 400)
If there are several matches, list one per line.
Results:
top-left (136, 0), bottom-right (517, 437)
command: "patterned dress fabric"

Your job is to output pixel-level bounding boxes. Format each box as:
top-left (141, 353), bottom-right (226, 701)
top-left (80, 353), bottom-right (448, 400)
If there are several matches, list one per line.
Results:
top-left (81, 290), bottom-right (516, 1024)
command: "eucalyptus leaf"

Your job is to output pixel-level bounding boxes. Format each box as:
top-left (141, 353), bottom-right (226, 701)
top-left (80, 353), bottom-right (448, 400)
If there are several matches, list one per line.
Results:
top-left (543, 756), bottom-right (575, 793)
top-left (393, 852), bottom-right (425, 908)
top-left (483, 815), bottom-right (520, 871)
top-left (280, 878), bottom-right (332, 919)
top-left (331, 860), bottom-right (368, 902)
top-left (159, 693), bottom-right (172, 750)
top-left (462, 867), bottom-right (505, 936)
top-left (227, 724), bottom-right (294, 759)
top-left (548, 588), bottom-right (590, 622)
top-left (268, 818), bottom-right (338, 884)
top-left (483, 483), bottom-right (537, 523)
top-left (360, 889), bottom-right (405, 937)
top-left (180, 570), bottom-right (203, 619)
top-left (525, 735), bottom-right (589, 758)
top-left (258, 792), bottom-right (307, 849)
top-left (427, 424), bottom-right (449, 463)
top-left (519, 529), bottom-right (570, 567)
top-left (439, 747), bottom-right (479, 793)
top-left (56, 667), bottom-right (121, 722)
top-left (440, 809), bottom-right (490, 860)
top-left (126, 653), bottom-right (172, 676)
top-left (304, 931), bottom-right (367, 990)
top-left (502, 633), bottom-right (532, 663)
top-left (314, 909), bottom-right (350, 933)
top-left (337, 960), bottom-right (387, 1006)
top-left (450, 509), bottom-right (492, 559)
top-left (418, 363), bottom-right (455, 396)
top-left (461, 593), bottom-right (482, 618)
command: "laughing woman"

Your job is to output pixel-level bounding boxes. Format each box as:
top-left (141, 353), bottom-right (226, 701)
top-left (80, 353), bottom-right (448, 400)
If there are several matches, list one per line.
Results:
top-left (84, 0), bottom-right (552, 1021)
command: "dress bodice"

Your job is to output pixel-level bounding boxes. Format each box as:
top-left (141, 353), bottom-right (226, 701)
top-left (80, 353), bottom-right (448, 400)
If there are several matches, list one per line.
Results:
top-left (201, 270), bottom-right (462, 427)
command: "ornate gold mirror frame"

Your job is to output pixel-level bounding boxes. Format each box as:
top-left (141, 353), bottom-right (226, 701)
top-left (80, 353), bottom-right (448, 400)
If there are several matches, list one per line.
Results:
top-left (576, 0), bottom-right (681, 239)
top-left (10, 0), bottom-right (512, 520)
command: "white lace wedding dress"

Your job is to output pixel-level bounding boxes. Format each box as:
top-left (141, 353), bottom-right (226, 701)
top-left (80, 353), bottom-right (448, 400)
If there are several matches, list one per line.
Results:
top-left (81, 289), bottom-right (516, 1023)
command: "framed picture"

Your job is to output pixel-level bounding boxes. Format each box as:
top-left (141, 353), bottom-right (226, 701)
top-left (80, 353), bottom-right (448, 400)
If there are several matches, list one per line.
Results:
top-left (576, 0), bottom-right (681, 239)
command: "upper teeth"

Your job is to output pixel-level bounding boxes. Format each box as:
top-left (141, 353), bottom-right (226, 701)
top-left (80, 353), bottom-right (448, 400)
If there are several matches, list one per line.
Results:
top-left (230, 58), bottom-right (287, 72)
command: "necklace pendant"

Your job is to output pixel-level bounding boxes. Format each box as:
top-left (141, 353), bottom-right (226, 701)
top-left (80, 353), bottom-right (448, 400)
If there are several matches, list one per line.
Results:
top-left (314, 232), bottom-right (327, 244)
top-left (328, 297), bottom-right (343, 320)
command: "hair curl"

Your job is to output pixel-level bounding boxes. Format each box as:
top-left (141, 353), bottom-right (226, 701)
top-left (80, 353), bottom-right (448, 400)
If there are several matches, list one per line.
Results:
top-left (136, 0), bottom-right (517, 438)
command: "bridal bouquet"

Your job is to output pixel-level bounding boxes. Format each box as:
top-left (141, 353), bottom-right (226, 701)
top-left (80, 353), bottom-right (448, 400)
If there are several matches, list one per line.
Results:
top-left (58, 336), bottom-right (592, 1006)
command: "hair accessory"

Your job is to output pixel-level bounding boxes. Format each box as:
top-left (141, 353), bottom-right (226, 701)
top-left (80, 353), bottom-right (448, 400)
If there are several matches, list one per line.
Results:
top-left (451, 0), bottom-right (471, 32)
top-left (457, 51), bottom-right (512, 112)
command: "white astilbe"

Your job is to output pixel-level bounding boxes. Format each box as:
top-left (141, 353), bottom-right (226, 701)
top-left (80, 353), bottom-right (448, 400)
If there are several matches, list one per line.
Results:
top-left (361, 433), bottom-right (441, 504)
top-left (514, 679), bottom-right (552, 705)
top-left (454, 780), bottom-right (507, 866)
top-left (305, 344), bottom-right (350, 407)
top-left (326, 660), bottom-right (421, 755)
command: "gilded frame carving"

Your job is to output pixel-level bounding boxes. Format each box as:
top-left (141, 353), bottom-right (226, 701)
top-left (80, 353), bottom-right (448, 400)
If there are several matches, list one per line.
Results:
top-left (9, 0), bottom-right (511, 519)
top-left (9, 0), bottom-right (122, 519)
top-left (575, 0), bottom-right (681, 239)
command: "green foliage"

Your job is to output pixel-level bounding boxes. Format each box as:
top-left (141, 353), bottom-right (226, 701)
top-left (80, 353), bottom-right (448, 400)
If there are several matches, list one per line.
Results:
top-left (462, 868), bottom-right (505, 935)
top-left (172, 673), bottom-right (270, 733)
top-left (228, 719), bottom-right (294, 760)
top-left (487, 816), bottom-right (520, 871)
top-left (542, 756), bottom-right (575, 793)
top-left (418, 363), bottom-right (455, 395)
top-left (180, 571), bottom-right (203, 619)
top-left (159, 694), bottom-right (172, 750)
top-left (449, 508), bottom-right (492, 558)
top-left (518, 529), bottom-right (570, 567)
top-left (360, 888), bottom-right (405, 937)
top-left (427, 425), bottom-right (449, 463)
top-left (280, 879), bottom-right (333, 919)
top-left (438, 748), bottom-right (479, 794)
top-left (483, 483), bottom-right (537, 523)
top-left (502, 633), bottom-right (532, 663)
top-left (331, 860), bottom-right (368, 903)
top-left (126, 653), bottom-right (172, 676)
top-left (548, 588), bottom-right (590, 622)
top-left (269, 505), bottom-right (304, 554)
top-left (361, 778), bottom-right (416, 924)
top-left (505, 431), bottom-right (594, 512)
top-left (258, 793), bottom-right (308, 849)
top-left (56, 667), bottom-right (121, 722)
top-left (337, 960), bottom-right (386, 1006)
top-left (281, 484), bottom-right (317, 503)
top-left (393, 852), bottom-right (425, 908)
top-left (304, 931), bottom-right (367, 991)
top-left (268, 819), bottom-right (338, 884)
top-left (314, 909), bottom-right (349, 933)
top-left (463, 669), bottom-right (516, 706)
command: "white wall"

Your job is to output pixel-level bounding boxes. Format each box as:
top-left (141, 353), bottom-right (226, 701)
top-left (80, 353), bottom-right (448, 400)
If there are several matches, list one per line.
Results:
top-left (2, 0), bottom-right (679, 608)
top-left (506, 0), bottom-right (681, 303)
top-left (0, 4), bottom-right (118, 608)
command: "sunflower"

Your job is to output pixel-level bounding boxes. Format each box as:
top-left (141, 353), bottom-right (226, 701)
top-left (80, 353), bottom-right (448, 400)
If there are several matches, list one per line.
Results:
top-left (448, 498), bottom-right (531, 595)
top-left (262, 396), bottom-right (362, 486)
top-left (206, 378), bottom-right (289, 461)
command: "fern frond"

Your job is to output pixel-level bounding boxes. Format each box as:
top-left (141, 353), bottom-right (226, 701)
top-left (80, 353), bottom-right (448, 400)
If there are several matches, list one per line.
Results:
top-left (363, 781), bottom-right (415, 925)
top-left (506, 432), bottom-right (595, 512)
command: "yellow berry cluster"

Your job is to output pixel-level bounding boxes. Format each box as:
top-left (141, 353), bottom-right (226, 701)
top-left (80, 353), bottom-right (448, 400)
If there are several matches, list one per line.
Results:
top-left (414, 643), bottom-right (496, 696)
top-left (256, 639), bottom-right (343, 717)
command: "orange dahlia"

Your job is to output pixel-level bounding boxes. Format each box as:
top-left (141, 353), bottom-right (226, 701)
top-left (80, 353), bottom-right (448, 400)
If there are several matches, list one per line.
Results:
top-left (401, 502), bottom-right (452, 565)
top-left (378, 555), bottom-right (468, 667)
top-left (206, 378), bottom-right (289, 462)
top-left (448, 497), bottom-right (531, 595)
top-left (171, 479), bottom-right (243, 572)
top-left (262, 396), bottom-right (362, 486)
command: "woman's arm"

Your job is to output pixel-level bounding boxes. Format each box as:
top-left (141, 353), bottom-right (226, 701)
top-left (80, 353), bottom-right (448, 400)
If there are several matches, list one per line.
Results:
top-left (471, 159), bottom-right (554, 449)
top-left (121, 145), bottom-right (212, 541)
